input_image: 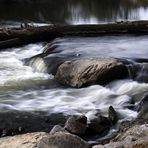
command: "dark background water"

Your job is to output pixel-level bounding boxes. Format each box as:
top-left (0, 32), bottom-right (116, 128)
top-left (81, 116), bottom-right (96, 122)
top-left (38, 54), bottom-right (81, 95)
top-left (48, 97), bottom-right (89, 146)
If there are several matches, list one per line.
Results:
top-left (0, 0), bottom-right (148, 25)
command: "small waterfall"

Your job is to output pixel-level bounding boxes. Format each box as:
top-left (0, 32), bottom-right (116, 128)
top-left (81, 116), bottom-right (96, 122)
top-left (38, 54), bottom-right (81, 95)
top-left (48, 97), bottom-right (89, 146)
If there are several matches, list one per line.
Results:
top-left (28, 57), bottom-right (48, 73)
top-left (127, 62), bottom-right (148, 83)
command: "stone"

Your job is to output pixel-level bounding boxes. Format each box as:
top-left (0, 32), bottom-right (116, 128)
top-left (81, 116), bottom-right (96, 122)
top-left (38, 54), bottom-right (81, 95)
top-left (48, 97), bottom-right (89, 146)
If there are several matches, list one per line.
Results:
top-left (92, 145), bottom-right (105, 148)
top-left (136, 93), bottom-right (148, 120)
top-left (38, 132), bottom-right (91, 148)
top-left (64, 115), bottom-right (87, 135)
top-left (0, 131), bottom-right (91, 148)
top-left (0, 132), bottom-right (49, 148)
top-left (93, 124), bottom-right (148, 148)
top-left (108, 106), bottom-right (118, 125)
top-left (87, 111), bottom-right (110, 134)
top-left (50, 125), bottom-right (68, 134)
top-left (55, 58), bottom-right (127, 87)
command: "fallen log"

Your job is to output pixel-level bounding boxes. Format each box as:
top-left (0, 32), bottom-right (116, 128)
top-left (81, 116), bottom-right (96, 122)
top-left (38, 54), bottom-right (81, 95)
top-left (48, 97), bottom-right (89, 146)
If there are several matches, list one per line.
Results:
top-left (1, 21), bottom-right (148, 49)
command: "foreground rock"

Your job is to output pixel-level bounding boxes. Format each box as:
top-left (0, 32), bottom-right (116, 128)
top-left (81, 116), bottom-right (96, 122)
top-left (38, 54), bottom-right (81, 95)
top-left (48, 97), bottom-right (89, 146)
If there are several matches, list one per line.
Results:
top-left (55, 58), bottom-right (128, 87)
top-left (93, 124), bottom-right (148, 148)
top-left (0, 132), bottom-right (49, 148)
top-left (87, 110), bottom-right (111, 134)
top-left (0, 131), bottom-right (90, 148)
top-left (64, 115), bottom-right (87, 135)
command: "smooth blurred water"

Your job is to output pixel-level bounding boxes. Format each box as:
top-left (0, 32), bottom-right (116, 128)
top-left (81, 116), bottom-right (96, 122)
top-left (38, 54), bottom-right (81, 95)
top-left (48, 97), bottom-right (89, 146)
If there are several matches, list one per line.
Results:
top-left (1, 36), bottom-right (148, 121)
top-left (0, 0), bottom-right (148, 25)
top-left (45, 36), bottom-right (148, 59)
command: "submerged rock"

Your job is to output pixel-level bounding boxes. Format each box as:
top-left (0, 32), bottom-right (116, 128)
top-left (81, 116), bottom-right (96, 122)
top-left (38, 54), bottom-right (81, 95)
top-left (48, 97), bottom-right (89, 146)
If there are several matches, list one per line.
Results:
top-left (64, 115), bottom-right (87, 135)
top-left (55, 58), bottom-right (128, 87)
top-left (108, 106), bottom-right (118, 125)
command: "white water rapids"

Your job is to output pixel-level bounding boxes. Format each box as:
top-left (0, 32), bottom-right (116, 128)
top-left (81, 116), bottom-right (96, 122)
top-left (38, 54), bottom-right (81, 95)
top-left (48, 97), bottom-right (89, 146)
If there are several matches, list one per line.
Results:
top-left (0, 36), bottom-right (148, 123)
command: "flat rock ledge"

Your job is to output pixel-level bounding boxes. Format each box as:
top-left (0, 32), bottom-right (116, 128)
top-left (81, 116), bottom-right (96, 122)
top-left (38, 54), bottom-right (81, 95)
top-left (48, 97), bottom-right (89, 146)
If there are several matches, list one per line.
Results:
top-left (93, 124), bottom-right (148, 148)
top-left (55, 58), bottom-right (128, 87)
top-left (0, 131), bottom-right (90, 148)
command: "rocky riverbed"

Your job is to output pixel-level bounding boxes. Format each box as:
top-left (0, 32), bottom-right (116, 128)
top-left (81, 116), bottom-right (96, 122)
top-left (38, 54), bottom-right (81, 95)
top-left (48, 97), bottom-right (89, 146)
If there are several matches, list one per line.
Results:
top-left (0, 36), bottom-right (148, 147)
top-left (0, 55), bottom-right (148, 147)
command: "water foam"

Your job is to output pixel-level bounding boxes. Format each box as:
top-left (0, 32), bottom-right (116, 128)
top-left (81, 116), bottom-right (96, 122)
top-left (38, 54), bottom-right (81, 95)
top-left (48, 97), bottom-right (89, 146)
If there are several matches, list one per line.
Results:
top-left (0, 84), bottom-right (138, 121)
top-left (0, 44), bottom-right (52, 90)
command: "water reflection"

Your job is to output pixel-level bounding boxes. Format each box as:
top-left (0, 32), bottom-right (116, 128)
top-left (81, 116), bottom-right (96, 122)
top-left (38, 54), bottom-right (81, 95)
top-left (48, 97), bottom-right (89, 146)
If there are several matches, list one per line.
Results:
top-left (0, 0), bottom-right (148, 25)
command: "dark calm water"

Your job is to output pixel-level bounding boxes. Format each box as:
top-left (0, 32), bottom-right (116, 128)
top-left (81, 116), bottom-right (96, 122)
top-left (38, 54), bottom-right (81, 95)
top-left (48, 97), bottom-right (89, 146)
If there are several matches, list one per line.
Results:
top-left (0, 0), bottom-right (148, 25)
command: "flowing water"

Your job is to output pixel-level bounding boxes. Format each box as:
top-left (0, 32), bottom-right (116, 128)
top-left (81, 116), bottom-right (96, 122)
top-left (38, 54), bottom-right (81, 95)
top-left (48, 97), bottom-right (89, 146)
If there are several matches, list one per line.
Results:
top-left (0, 0), bottom-right (148, 26)
top-left (1, 36), bottom-right (148, 142)
top-left (1, 36), bottom-right (148, 118)
top-left (0, 0), bottom-right (148, 142)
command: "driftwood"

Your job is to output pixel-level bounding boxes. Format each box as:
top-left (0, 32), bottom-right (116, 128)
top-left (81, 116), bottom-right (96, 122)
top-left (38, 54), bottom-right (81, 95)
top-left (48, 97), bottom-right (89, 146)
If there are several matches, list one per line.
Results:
top-left (1, 21), bottom-right (148, 49)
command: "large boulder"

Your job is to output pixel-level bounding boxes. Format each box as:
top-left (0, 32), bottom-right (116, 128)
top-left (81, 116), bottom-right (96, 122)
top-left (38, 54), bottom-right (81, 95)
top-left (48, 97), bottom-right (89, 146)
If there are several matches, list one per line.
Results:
top-left (55, 58), bottom-right (128, 87)
top-left (0, 131), bottom-right (90, 148)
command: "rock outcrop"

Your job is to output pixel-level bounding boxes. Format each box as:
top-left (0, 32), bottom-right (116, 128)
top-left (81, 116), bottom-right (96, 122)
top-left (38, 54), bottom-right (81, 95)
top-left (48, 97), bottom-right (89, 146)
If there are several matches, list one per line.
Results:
top-left (0, 130), bottom-right (90, 148)
top-left (93, 124), bottom-right (148, 148)
top-left (55, 58), bottom-right (128, 87)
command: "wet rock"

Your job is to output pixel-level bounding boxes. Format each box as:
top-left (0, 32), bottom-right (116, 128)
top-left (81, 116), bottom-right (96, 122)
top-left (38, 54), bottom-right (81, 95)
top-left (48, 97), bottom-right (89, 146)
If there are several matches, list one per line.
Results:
top-left (87, 111), bottom-right (110, 134)
top-left (136, 93), bottom-right (148, 111)
top-left (135, 74), bottom-right (148, 83)
top-left (64, 115), bottom-right (87, 135)
top-left (93, 124), bottom-right (148, 148)
top-left (55, 58), bottom-right (128, 87)
top-left (108, 106), bottom-right (118, 125)
top-left (137, 94), bottom-right (148, 121)
top-left (50, 125), bottom-right (68, 134)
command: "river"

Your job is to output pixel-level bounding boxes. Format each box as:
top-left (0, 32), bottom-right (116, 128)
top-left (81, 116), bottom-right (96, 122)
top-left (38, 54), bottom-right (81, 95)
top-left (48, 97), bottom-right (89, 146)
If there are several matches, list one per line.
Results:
top-left (0, 0), bottom-right (148, 143)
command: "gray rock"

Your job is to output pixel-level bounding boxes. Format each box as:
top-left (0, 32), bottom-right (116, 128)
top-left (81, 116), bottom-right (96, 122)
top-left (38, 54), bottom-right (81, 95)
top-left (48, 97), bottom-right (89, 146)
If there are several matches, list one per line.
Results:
top-left (87, 111), bottom-right (110, 134)
top-left (108, 106), bottom-right (118, 125)
top-left (38, 132), bottom-right (91, 148)
top-left (93, 145), bottom-right (105, 148)
top-left (55, 58), bottom-right (127, 87)
top-left (136, 93), bottom-right (148, 121)
top-left (93, 124), bottom-right (148, 148)
top-left (0, 131), bottom-right (91, 148)
top-left (64, 115), bottom-right (87, 135)
top-left (50, 125), bottom-right (68, 134)
top-left (0, 132), bottom-right (49, 148)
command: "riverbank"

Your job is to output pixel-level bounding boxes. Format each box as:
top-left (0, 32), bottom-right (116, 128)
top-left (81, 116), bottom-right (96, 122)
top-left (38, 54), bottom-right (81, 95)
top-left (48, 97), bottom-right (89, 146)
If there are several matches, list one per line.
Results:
top-left (0, 115), bottom-right (147, 148)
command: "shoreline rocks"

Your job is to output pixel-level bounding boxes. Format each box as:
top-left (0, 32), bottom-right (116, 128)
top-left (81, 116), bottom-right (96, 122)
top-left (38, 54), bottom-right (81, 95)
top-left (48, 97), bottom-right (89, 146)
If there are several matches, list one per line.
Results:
top-left (93, 124), bottom-right (148, 148)
top-left (55, 58), bottom-right (128, 87)
top-left (0, 127), bottom-right (91, 148)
